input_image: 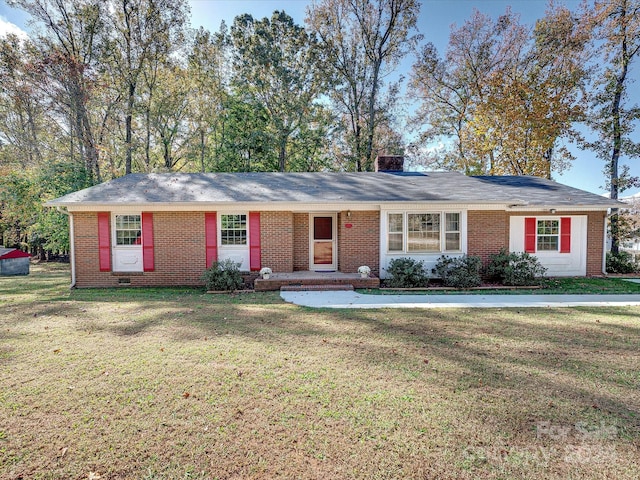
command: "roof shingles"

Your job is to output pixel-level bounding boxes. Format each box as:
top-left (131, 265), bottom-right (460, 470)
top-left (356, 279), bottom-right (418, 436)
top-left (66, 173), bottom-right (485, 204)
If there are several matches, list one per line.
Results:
top-left (47, 172), bottom-right (619, 208)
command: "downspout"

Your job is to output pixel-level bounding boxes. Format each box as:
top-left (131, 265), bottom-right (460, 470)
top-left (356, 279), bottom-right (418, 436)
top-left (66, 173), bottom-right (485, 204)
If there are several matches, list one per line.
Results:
top-left (56, 206), bottom-right (76, 288)
top-left (603, 212), bottom-right (608, 275)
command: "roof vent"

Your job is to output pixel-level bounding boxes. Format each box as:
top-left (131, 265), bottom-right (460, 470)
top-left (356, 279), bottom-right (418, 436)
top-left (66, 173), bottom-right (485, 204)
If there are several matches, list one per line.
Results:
top-left (374, 155), bottom-right (404, 172)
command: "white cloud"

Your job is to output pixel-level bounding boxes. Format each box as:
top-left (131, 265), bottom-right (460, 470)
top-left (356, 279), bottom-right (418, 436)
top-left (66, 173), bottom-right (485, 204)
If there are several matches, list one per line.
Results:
top-left (0, 16), bottom-right (29, 39)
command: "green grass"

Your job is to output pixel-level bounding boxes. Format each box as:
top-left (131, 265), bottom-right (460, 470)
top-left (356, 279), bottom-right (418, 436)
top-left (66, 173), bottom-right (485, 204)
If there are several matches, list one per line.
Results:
top-left (362, 276), bottom-right (640, 295)
top-left (1, 264), bottom-right (639, 479)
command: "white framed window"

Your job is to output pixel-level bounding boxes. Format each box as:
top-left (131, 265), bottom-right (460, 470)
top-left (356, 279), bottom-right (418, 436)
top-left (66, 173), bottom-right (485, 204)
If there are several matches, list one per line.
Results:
top-left (220, 214), bottom-right (247, 246)
top-left (537, 219), bottom-right (559, 251)
top-left (445, 212), bottom-right (461, 251)
top-left (387, 211), bottom-right (462, 253)
top-left (114, 214), bottom-right (141, 246)
top-left (408, 213), bottom-right (440, 251)
top-left (388, 213), bottom-right (404, 252)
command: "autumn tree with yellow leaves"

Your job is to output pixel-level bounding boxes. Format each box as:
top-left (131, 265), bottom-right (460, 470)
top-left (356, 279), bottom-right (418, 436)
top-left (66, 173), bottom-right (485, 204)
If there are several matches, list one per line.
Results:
top-left (410, 6), bottom-right (590, 178)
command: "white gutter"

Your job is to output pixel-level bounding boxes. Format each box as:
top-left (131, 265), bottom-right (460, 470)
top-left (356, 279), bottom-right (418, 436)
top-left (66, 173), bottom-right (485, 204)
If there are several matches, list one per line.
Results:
top-left (56, 206), bottom-right (76, 288)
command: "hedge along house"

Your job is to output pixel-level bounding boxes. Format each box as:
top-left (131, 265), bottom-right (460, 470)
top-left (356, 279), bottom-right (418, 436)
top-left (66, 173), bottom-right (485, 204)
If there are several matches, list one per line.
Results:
top-left (47, 157), bottom-right (620, 289)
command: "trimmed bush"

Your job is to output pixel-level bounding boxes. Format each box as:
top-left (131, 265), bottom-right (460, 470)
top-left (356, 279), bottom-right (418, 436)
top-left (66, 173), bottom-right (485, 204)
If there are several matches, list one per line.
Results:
top-left (201, 259), bottom-right (244, 291)
top-left (434, 255), bottom-right (482, 288)
top-left (606, 251), bottom-right (638, 274)
top-left (485, 249), bottom-right (547, 286)
top-left (386, 257), bottom-right (429, 288)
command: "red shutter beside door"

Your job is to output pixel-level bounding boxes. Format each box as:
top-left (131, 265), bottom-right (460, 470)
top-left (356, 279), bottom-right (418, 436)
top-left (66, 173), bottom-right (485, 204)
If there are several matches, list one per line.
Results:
top-left (205, 213), bottom-right (218, 268)
top-left (142, 212), bottom-right (154, 272)
top-left (249, 212), bottom-right (261, 271)
top-left (97, 212), bottom-right (111, 272)
top-left (524, 217), bottom-right (536, 253)
top-left (560, 217), bottom-right (571, 253)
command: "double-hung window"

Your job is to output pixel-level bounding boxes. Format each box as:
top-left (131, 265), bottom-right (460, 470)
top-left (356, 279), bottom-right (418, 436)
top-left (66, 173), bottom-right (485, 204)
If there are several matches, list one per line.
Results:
top-left (388, 212), bottom-right (461, 253)
top-left (537, 219), bottom-right (559, 251)
top-left (445, 213), bottom-right (461, 251)
top-left (115, 214), bottom-right (141, 245)
top-left (220, 214), bottom-right (247, 245)
top-left (388, 214), bottom-right (404, 251)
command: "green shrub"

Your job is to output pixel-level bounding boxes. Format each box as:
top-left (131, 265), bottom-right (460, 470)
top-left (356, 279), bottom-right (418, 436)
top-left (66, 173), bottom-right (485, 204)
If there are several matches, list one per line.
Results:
top-left (485, 248), bottom-right (547, 286)
top-left (201, 259), bottom-right (244, 291)
top-left (606, 251), bottom-right (638, 274)
top-left (434, 255), bottom-right (482, 288)
top-left (386, 257), bottom-right (429, 288)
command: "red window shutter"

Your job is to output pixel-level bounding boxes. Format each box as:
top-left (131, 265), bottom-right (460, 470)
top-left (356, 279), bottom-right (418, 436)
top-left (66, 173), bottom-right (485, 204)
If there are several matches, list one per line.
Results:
top-left (524, 217), bottom-right (536, 253)
top-left (205, 212), bottom-right (218, 268)
top-left (97, 212), bottom-right (111, 272)
top-left (249, 212), bottom-right (261, 271)
top-left (142, 212), bottom-right (154, 272)
top-left (560, 217), bottom-right (571, 253)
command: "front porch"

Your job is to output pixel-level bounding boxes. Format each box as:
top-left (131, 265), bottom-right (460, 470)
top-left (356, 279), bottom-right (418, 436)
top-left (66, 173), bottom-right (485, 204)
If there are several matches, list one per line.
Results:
top-left (254, 271), bottom-right (380, 292)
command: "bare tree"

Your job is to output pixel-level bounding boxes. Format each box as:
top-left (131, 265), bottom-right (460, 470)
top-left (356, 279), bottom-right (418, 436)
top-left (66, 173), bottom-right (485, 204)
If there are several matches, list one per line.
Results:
top-left (307, 0), bottom-right (421, 171)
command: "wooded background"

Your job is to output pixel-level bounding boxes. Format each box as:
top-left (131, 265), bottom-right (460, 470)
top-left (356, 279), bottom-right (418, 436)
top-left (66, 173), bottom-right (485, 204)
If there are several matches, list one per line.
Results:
top-left (0, 0), bottom-right (638, 256)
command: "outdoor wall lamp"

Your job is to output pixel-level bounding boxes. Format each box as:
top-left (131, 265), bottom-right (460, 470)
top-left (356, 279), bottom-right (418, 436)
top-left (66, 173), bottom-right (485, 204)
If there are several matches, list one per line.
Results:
top-left (550, 208), bottom-right (557, 214)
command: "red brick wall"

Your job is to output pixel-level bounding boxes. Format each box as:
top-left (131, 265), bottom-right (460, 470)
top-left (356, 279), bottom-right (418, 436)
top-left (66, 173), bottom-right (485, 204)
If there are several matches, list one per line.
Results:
top-left (293, 213), bottom-right (309, 271)
top-left (585, 211), bottom-right (606, 276)
top-left (73, 211), bottom-right (207, 288)
top-left (338, 211), bottom-right (380, 276)
top-left (468, 210), bottom-right (605, 276)
top-left (260, 211), bottom-right (294, 272)
top-left (467, 210), bottom-right (509, 266)
top-left (72, 208), bottom-right (607, 287)
top-left (73, 212), bottom-right (104, 287)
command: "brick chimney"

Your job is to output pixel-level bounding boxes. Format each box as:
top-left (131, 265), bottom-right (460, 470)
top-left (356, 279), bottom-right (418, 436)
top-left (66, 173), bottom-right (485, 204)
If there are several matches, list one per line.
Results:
top-left (374, 155), bottom-right (404, 172)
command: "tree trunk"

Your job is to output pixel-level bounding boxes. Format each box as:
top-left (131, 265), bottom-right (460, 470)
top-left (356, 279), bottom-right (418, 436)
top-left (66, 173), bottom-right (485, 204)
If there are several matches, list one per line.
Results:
top-left (125, 82), bottom-right (135, 175)
top-left (163, 134), bottom-right (172, 169)
top-left (354, 124), bottom-right (363, 172)
top-left (364, 61), bottom-right (381, 172)
top-left (278, 137), bottom-right (287, 172)
top-left (199, 128), bottom-right (206, 173)
top-left (145, 105), bottom-right (151, 170)
top-left (609, 17), bottom-right (629, 255)
top-left (80, 103), bottom-right (101, 183)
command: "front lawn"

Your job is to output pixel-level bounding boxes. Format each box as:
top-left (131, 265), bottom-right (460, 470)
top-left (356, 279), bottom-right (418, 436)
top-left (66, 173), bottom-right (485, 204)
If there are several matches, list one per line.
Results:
top-left (1, 264), bottom-right (639, 479)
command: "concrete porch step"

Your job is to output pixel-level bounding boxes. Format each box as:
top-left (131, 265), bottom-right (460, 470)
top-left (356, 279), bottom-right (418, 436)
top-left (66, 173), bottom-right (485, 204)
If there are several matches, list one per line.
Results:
top-left (280, 284), bottom-right (354, 292)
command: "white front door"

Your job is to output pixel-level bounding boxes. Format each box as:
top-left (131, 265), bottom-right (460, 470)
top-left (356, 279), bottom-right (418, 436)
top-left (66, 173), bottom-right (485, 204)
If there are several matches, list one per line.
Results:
top-left (310, 214), bottom-right (337, 271)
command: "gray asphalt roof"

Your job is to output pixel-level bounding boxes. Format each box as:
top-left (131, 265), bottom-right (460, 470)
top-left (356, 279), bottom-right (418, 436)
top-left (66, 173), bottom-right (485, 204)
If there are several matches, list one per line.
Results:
top-left (47, 171), bottom-right (620, 208)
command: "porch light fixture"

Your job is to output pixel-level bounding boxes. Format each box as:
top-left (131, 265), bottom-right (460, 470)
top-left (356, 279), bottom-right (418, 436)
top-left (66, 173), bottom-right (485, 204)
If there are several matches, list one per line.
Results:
top-left (347, 210), bottom-right (352, 218)
top-left (550, 208), bottom-right (557, 214)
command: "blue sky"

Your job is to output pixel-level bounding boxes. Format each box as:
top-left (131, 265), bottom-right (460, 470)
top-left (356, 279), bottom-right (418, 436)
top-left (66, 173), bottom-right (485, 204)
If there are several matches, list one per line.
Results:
top-left (1, 0), bottom-right (638, 196)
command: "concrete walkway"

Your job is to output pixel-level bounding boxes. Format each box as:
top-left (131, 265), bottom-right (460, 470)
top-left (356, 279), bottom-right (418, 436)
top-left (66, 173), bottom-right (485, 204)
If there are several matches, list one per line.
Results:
top-left (280, 290), bottom-right (640, 309)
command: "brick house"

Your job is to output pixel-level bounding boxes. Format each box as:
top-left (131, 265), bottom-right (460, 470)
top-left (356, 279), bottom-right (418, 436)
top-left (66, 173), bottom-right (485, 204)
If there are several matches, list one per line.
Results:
top-left (47, 157), bottom-right (619, 288)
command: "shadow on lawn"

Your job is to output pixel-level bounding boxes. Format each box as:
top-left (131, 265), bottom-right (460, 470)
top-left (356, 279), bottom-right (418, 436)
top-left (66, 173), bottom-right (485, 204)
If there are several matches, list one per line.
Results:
top-left (3, 266), bottom-right (639, 441)
top-left (334, 307), bottom-right (640, 429)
